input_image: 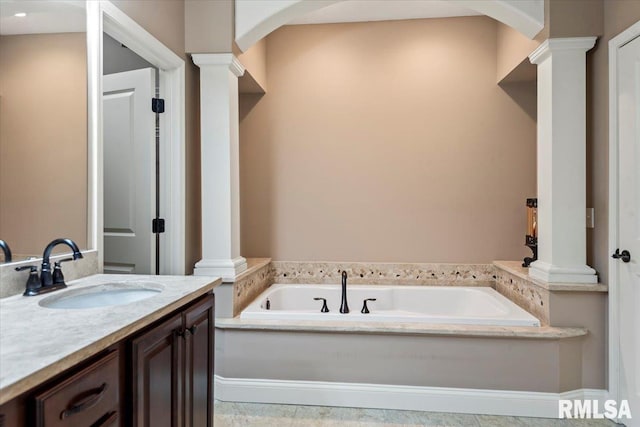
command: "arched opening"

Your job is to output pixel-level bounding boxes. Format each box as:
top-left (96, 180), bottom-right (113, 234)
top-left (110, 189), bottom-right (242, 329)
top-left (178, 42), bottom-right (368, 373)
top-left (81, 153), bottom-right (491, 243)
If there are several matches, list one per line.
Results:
top-left (235, 0), bottom-right (543, 52)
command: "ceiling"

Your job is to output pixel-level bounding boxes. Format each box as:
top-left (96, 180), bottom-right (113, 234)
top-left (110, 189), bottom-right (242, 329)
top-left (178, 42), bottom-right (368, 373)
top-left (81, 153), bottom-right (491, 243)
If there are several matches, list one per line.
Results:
top-left (287, 0), bottom-right (482, 25)
top-left (0, 1), bottom-right (85, 35)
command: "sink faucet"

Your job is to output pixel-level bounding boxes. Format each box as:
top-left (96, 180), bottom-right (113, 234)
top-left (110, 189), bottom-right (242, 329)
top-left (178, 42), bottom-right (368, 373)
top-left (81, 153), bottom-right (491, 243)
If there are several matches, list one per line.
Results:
top-left (0, 239), bottom-right (12, 263)
top-left (340, 271), bottom-right (349, 314)
top-left (41, 238), bottom-right (83, 287)
top-left (16, 238), bottom-right (83, 296)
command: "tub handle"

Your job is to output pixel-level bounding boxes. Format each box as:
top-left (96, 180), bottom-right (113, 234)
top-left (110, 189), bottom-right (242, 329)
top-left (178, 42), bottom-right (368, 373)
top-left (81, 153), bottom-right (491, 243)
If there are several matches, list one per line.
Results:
top-left (361, 298), bottom-right (377, 314)
top-left (313, 297), bottom-right (330, 313)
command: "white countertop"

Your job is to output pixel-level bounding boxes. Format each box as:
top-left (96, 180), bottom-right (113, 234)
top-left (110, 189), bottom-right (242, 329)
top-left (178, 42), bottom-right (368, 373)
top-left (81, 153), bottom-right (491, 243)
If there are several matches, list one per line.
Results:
top-left (0, 274), bottom-right (221, 405)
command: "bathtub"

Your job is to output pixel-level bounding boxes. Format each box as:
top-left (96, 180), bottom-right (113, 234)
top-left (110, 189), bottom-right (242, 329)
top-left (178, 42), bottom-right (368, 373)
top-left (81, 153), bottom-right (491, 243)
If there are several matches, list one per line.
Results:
top-left (241, 284), bottom-right (541, 327)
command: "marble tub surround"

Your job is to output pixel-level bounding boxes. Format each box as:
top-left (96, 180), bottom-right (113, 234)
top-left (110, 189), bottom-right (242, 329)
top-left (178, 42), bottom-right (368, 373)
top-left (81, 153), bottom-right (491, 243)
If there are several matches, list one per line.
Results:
top-left (494, 264), bottom-right (551, 326)
top-left (232, 258), bottom-right (272, 316)
top-left (217, 317), bottom-right (586, 339)
top-left (493, 261), bottom-right (608, 326)
top-left (0, 273), bottom-right (221, 404)
top-left (271, 261), bottom-right (495, 286)
top-left (0, 249), bottom-right (99, 298)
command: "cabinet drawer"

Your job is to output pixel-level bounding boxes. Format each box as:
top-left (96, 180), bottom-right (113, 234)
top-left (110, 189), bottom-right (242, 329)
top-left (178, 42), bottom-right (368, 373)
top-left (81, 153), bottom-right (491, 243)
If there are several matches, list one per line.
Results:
top-left (33, 350), bottom-right (120, 427)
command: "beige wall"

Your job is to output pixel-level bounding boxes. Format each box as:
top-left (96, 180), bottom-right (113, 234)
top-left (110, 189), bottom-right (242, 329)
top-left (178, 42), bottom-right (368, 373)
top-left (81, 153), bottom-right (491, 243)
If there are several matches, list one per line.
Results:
top-left (238, 37), bottom-right (268, 93)
top-left (547, 0), bottom-right (603, 38)
top-left (0, 33), bottom-right (87, 256)
top-left (496, 22), bottom-right (539, 82)
top-left (111, 0), bottom-right (201, 273)
top-left (185, 0), bottom-right (234, 53)
top-left (588, 0), bottom-right (640, 283)
top-left (240, 17), bottom-right (537, 263)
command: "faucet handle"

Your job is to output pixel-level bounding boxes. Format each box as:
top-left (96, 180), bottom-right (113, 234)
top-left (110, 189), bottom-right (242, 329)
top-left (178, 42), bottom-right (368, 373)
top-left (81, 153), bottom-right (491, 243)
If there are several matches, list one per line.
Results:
top-left (313, 297), bottom-right (330, 313)
top-left (52, 258), bottom-right (74, 285)
top-left (361, 298), bottom-right (377, 314)
top-left (16, 265), bottom-right (42, 296)
top-left (54, 257), bottom-right (74, 267)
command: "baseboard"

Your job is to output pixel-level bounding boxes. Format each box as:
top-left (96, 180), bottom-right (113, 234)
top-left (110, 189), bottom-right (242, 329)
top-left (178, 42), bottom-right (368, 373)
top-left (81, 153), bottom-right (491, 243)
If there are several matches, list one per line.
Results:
top-left (214, 375), bottom-right (607, 418)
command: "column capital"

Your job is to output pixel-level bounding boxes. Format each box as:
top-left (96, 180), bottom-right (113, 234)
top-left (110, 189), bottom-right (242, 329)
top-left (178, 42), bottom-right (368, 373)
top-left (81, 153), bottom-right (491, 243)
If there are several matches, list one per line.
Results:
top-left (191, 53), bottom-right (245, 77)
top-left (529, 37), bottom-right (597, 64)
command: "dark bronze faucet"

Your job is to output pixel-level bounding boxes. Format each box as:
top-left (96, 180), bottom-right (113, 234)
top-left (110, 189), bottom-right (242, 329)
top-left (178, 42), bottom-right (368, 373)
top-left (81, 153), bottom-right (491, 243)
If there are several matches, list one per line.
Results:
top-left (0, 239), bottom-right (12, 263)
top-left (41, 238), bottom-right (83, 287)
top-left (17, 238), bottom-right (83, 296)
top-left (340, 271), bottom-right (349, 314)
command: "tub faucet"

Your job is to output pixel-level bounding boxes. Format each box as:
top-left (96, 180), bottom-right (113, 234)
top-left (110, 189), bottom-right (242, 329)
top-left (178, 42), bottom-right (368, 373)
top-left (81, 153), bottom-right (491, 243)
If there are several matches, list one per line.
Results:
top-left (340, 271), bottom-right (349, 314)
top-left (0, 240), bottom-right (12, 263)
top-left (41, 238), bottom-right (83, 288)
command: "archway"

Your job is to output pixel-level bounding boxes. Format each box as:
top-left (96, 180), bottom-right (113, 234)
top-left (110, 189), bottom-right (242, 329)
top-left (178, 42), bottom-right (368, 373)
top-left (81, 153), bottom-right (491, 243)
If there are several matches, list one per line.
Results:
top-left (235, 0), bottom-right (544, 52)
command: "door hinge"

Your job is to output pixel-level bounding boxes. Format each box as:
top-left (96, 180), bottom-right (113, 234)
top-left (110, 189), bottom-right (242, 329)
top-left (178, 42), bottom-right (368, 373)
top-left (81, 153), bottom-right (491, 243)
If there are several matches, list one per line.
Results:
top-left (152, 98), bottom-right (165, 113)
top-left (152, 218), bottom-right (165, 234)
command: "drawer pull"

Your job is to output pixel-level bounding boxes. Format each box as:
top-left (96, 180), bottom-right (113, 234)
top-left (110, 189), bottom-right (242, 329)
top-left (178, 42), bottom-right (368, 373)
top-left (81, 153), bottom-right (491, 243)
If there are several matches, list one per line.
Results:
top-left (60, 382), bottom-right (108, 420)
top-left (91, 410), bottom-right (118, 427)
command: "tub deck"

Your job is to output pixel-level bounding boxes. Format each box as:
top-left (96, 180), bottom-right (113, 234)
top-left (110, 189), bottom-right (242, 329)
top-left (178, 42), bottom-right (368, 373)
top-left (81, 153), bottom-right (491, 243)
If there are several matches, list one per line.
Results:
top-left (217, 317), bottom-right (586, 339)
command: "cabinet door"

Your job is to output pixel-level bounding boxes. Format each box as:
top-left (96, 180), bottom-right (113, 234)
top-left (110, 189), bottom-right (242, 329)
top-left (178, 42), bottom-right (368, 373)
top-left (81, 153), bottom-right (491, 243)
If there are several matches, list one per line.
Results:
top-left (130, 313), bottom-right (183, 427)
top-left (183, 294), bottom-right (214, 427)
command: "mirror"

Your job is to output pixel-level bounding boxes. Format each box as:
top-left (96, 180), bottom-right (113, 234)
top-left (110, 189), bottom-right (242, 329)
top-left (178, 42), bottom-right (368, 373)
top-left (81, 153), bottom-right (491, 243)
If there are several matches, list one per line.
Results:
top-left (0, 1), bottom-right (87, 263)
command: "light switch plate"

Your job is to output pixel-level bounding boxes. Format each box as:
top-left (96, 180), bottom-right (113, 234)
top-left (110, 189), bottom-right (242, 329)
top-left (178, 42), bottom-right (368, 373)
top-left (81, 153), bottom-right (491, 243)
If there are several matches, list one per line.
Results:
top-left (586, 208), bottom-right (594, 228)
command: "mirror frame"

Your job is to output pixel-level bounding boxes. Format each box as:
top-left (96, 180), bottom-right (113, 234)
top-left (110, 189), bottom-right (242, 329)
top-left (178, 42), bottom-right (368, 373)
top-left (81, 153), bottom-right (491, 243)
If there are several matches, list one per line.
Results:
top-left (87, 1), bottom-right (186, 274)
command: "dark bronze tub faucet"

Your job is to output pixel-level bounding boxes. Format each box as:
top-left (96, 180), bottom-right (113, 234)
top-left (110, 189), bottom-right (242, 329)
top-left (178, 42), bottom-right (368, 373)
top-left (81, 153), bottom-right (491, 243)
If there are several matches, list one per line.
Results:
top-left (340, 271), bottom-right (349, 314)
top-left (17, 238), bottom-right (83, 296)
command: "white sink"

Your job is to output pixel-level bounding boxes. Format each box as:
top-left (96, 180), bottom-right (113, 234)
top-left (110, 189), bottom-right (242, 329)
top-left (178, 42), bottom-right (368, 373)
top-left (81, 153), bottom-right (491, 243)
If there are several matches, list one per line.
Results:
top-left (39, 282), bottom-right (163, 309)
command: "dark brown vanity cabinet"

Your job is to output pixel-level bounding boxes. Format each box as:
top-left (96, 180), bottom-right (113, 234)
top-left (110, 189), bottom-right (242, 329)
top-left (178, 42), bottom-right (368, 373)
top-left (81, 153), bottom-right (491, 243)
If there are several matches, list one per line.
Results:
top-left (130, 293), bottom-right (214, 427)
top-left (0, 291), bottom-right (214, 427)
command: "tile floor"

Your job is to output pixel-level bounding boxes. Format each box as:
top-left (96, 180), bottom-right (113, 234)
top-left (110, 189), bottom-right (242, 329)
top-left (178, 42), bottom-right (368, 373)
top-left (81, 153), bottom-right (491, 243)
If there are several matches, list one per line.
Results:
top-left (214, 401), bottom-right (622, 426)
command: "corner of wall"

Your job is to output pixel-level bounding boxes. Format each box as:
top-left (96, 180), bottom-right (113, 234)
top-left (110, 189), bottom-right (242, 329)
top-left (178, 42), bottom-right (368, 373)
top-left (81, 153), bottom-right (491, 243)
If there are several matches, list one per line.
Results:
top-left (496, 22), bottom-right (540, 83)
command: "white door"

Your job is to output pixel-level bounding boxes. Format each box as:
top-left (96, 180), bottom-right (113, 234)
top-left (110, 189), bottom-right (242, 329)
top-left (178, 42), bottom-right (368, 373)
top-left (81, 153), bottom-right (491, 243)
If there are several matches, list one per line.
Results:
top-left (103, 68), bottom-right (156, 274)
top-left (616, 34), bottom-right (640, 426)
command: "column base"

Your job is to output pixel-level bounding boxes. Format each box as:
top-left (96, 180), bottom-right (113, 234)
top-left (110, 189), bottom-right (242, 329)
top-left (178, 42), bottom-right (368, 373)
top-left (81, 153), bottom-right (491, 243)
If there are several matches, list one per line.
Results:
top-left (194, 257), bottom-right (248, 282)
top-left (528, 260), bottom-right (598, 284)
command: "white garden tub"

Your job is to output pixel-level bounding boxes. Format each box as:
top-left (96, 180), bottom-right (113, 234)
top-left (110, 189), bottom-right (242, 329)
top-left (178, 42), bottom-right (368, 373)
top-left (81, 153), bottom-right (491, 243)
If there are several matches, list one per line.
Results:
top-left (241, 284), bottom-right (540, 327)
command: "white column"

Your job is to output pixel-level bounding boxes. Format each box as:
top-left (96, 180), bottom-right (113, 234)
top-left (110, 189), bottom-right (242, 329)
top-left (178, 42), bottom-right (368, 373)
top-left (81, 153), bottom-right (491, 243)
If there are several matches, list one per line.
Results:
top-left (528, 37), bottom-right (598, 284)
top-left (192, 53), bottom-right (247, 281)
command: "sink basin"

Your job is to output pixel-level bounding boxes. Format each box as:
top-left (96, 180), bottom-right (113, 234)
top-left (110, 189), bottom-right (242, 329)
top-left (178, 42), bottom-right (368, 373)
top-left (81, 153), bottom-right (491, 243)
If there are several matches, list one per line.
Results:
top-left (39, 282), bottom-right (163, 309)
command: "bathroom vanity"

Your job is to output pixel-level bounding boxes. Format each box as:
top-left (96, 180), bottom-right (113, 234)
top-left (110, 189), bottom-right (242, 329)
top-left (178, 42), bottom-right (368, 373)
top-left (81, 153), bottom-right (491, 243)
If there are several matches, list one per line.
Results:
top-left (0, 274), bottom-right (220, 426)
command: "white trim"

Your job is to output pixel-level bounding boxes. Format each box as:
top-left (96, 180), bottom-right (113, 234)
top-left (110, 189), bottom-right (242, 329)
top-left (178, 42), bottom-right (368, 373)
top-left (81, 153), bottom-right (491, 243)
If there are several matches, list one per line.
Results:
top-left (214, 376), bottom-right (607, 419)
top-left (191, 53), bottom-right (245, 77)
top-left (194, 257), bottom-right (248, 282)
top-left (234, 0), bottom-right (544, 52)
top-left (607, 18), bottom-right (640, 410)
top-left (89, 0), bottom-right (186, 274)
top-left (529, 37), bottom-right (597, 64)
top-left (528, 260), bottom-right (597, 284)
top-left (86, 1), bottom-right (102, 267)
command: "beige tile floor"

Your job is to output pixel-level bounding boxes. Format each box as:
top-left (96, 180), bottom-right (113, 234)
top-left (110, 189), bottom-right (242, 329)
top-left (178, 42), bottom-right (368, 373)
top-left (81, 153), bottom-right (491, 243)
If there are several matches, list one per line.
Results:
top-left (214, 401), bottom-right (622, 427)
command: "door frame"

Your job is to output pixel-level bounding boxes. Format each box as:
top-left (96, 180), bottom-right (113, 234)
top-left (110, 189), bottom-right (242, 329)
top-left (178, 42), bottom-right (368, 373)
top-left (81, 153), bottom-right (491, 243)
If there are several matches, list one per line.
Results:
top-left (607, 18), bottom-right (640, 404)
top-left (87, 1), bottom-right (186, 274)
